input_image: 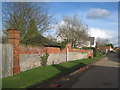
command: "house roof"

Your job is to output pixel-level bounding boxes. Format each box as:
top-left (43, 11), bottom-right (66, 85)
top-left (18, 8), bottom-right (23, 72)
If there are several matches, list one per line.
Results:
top-left (22, 34), bottom-right (61, 47)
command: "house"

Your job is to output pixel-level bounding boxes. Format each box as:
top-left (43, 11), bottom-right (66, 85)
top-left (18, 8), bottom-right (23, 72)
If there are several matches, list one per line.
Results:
top-left (99, 46), bottom-right (113, 53)
top-left (56, 36), bottom-right (96, 48)
top-left (113, 47), bottom-right (120, 51)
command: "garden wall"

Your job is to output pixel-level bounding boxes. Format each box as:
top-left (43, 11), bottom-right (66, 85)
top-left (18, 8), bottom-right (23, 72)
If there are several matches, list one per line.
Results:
top-left (4, 29), bottom-right (93, 76)
top-left (19, 43), bottom-right (91, 72)
top-left (19, 52), bottom-right (88, 72)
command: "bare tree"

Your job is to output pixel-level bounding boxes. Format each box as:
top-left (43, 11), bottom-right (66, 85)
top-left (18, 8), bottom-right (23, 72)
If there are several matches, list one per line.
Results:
top-left (57, 15), bottom-right (90, 48)
top-left (2, 2), bottom-right (53, 40)
top-left (96, 38), bottom-right (110, 46)
top-left (46, 33), bottom-right (57, 42)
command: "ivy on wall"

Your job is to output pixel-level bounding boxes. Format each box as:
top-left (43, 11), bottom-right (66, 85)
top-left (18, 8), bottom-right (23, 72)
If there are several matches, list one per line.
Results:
top-left (40, 53), bottom-right (49, 66)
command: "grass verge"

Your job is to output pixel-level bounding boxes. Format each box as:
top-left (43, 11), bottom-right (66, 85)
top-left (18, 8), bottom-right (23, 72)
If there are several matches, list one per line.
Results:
top-left (2, 55), bottom-right (102, 88)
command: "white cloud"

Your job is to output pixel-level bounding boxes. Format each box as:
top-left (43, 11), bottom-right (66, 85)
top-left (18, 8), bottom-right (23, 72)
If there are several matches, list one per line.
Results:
top-left (88, 27), bottom-right (119, 46)
top-left (88, 27), bottom-right (113, 39)
top-left (87, 8), bottom-right (110, 19)
top-left (110, 35), bottom-right (119, 47)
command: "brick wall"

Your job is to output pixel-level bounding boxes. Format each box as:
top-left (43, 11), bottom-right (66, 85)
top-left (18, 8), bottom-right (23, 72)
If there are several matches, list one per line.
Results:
top-left (7, 29), bottom-right (20, 75)
top-left (7, 29), bottom-right (93, 75)
top-left (19, 45), bottom-right (61, 54)
top-left (19, 44), bottom-right (93, 56)
top-left (87, 50), bottom-right (93, 58)
top-left (19, 45), bottom-right (46, 54)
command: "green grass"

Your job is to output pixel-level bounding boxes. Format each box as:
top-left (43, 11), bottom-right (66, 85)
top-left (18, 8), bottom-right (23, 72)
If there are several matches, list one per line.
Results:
top-left (2, 55), bottom-right (102, 88)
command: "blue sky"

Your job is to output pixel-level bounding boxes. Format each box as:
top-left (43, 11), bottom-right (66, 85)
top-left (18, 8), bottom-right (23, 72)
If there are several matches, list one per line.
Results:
top-left (0, 2), bottom-right (118, 46)
top-left (47, 2), bottom-right (118, 46)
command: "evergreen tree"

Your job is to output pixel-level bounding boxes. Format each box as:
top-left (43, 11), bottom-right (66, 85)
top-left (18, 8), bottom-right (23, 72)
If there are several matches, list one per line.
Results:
top-left (22, 18), bottom-right (39, 44)
top-left (27, 18), bottom-right (39, 39)
top-left (106, 44), bottom-right (114, 48)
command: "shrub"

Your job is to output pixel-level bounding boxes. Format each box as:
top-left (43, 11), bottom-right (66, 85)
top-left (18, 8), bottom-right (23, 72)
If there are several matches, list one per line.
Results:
top-left (82, 47), bottom-right (97, 57)
top-left (88, 56), bottom-right (92, 58)
top-left (105, 44), bottom-right (114, 48)
top-left (93, 48), bottom-right (97, 57)
top-left (40, 53), bottom-right (49, 66)
top-left (58, 41), bottom-right (67, 50)
top-left (101, 51), bottom-right (106, 55)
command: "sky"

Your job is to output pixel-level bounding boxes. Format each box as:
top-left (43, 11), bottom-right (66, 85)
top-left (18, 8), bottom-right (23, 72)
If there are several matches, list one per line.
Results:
top-left (0, 1), bottom-right (119, 47)
top-left (47, 2), bottom-right (118, 47)
top-left (0, 1), bottom-right (1, 27)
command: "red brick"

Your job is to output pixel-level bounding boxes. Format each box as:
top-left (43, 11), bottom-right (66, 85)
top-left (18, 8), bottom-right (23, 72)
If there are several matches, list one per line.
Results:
top-left (7, 29), bottom-right (20, 75)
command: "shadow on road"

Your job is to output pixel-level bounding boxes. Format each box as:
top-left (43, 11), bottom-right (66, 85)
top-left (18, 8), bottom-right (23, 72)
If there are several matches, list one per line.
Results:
top-left (58, 65), bottom-right (118, 88)
top-left (107, 52), bottom-right (120, 63)
top-left (28, 53), bottom-right (119, 88)
top-left (39, 53), bottom-right (119, 88)
top-left (27, 62), bottom-right (86, 89)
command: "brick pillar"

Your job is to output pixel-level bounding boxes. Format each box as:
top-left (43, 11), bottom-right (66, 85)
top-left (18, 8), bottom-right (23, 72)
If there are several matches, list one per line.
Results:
top-left (66, 44), bottom-right (72, 51)
top-left (65, 44), bottom-right (72, 62)
top-left (7, 29), bottom-right (20, 75)
top-left (96, 42), bottom-right (99, 48)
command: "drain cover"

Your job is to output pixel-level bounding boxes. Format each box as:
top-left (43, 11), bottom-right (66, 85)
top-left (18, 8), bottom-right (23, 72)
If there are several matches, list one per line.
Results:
top-left (60, 78), bottom-right (69, 81)
top-left (49, 83), bottom-right (61, 88)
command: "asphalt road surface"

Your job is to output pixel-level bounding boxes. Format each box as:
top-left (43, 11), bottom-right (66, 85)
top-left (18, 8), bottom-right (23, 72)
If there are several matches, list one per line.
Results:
top-left (33, 52), bottom-right (119, 88)
top-left (70, 52), bottom-right (119, 88)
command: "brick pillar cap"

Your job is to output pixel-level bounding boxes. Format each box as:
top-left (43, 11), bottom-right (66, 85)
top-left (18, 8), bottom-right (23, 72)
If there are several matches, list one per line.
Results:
top-left (7, 29), bottom-right (20, 34)
top-left (66, 44), bottom-right (71, 46)
top-left (6, 29), bottom-right (20, 32)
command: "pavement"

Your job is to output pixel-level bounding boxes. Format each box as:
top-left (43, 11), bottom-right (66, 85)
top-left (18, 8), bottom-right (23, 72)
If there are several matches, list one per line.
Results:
top-left (28, 52), bottom-right (119, 88)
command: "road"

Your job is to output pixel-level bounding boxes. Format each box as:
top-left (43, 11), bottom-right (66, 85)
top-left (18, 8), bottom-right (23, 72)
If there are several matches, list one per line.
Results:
top-left (33, 52), bottom-right (119, 88)
top-left (71, 52), bottom-right (119, 88)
